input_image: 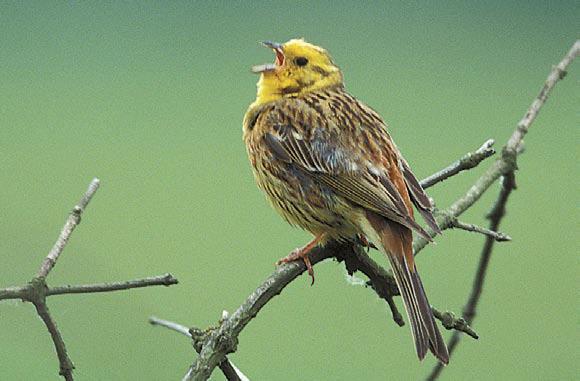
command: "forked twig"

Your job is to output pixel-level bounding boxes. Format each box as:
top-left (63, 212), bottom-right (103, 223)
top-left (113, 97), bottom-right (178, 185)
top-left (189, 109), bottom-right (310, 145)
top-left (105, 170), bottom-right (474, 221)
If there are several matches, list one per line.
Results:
top-left (0, 179), bottom-right (178, 380)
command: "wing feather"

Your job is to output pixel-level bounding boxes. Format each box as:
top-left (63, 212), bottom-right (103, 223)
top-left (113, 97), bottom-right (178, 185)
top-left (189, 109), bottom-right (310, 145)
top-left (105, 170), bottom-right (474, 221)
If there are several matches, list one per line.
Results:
top-left (400, 158), bottom-right (441, 234)
top-left (264, 125), bottom-right (432, 240)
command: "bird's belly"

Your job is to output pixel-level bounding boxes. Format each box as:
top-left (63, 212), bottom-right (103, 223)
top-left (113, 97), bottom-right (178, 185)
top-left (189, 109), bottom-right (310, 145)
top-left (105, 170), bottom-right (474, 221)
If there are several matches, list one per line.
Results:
top-left (253, 157), bottom-right (358, 239)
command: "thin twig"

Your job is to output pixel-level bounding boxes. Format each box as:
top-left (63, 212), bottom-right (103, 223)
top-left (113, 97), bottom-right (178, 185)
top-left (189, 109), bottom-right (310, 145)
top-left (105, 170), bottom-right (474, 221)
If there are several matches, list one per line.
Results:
top-left (149, 316), bottom-right (191, 337)
top-left (414, 42), bottom-right (578, 253)
top-left (505, 40), bottom-right (579, 154)
top-left (38, 178), bottom-right (100, 278)
top-left (1, 275), bottom-right (178, 301)
top-left (34, 300), bottom-right (75, 381)
top-left (420, 139), bottom-right (496, 189)
top-left (48, 274), bottom-right (178, 296)
top-left (450, 218), bottom-right (511, 242)
top-left (0, 285), bottom-right (29, 301)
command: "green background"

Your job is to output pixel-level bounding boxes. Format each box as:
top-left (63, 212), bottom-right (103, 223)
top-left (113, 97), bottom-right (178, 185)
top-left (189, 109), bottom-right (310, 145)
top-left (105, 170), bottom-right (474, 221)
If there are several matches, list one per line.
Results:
top-left (1, 2), bottom-right (577, 380)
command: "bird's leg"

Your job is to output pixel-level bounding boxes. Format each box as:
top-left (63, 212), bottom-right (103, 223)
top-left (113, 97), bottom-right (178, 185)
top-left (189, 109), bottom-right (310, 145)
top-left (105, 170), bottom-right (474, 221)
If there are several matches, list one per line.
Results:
top-left (276, 234), bottom-right (325, 285)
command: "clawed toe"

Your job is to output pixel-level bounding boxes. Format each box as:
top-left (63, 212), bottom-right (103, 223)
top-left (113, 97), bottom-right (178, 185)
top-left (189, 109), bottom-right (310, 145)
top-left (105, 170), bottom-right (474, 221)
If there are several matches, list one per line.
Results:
top-left (276, 234), bottom-right (325, 285)
top-left (276, 247), bottom-right (315, 285)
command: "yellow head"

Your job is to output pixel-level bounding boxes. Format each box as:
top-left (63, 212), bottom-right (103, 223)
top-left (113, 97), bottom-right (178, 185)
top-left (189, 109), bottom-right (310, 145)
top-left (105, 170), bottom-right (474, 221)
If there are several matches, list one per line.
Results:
top-left (251, 39), bottom-right (343, 105)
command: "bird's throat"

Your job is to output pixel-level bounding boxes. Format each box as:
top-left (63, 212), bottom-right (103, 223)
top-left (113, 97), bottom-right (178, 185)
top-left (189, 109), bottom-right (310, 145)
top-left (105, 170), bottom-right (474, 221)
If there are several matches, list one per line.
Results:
top-left (253, 71), bottom-right (342, 107)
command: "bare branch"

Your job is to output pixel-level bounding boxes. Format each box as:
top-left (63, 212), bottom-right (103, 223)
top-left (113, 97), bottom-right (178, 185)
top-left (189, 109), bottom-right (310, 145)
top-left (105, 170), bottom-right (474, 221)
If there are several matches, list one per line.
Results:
top-left (420, 139), bottom-right (496, 189)
top-left (0, 285), bottom-right (28, 301)
top-left (1, 275), bottom-right (178, 301)
top-left (0, 178), bottom-right (179, 380)
top-left (33, 299), bottom-right (75, 381)
top-left (450, 218), bottom-right (511, 242)
top-left (184, 244), bottom-right (340, 381)
top-left (32, 177), bottom-right (102, 380)
top-left (48, 274), bottom-right (178, 296)
top-left (411, 148), bottom-right (518, 255)
top-left (505, 40), bottom-right (579, 154)
top-left (467, 174), bottom-right (516, 324)
top-left (184, 241), bottom-right (476, 380)
top-left (38, 178), bottom-right (100, 278)
top-left (425, 40), bottom-right (579, 380)
top-left (150, 316), bottom-right (192, 337)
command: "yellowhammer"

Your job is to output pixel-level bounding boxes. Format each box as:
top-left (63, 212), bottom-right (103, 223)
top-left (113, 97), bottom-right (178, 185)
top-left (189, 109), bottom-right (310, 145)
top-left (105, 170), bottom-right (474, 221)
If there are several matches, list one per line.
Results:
top-left (243, 38), bottom-right (449, 364)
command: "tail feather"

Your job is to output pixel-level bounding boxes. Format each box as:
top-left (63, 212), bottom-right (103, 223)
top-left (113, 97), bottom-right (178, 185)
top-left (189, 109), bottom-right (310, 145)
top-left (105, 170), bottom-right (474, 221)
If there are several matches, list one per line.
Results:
top-left (411, 264), bottom-right (449, 364)
top-left (364, 211), bottom-right (449, 364)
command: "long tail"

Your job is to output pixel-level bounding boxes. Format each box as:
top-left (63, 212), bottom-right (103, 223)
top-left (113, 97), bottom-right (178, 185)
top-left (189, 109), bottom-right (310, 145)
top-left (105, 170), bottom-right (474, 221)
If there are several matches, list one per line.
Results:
top-left (363, 211), bottom-right (449, 364)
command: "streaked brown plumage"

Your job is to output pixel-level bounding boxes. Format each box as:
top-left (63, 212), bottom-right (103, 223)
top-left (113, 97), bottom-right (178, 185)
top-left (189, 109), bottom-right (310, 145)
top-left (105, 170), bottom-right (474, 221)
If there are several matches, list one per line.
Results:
top-left (243, 39), bottom-right (449, 364)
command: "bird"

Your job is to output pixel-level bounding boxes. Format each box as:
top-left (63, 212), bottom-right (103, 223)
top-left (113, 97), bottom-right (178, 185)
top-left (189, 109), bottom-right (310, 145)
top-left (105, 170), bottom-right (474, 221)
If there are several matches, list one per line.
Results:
top-left (242, 38), bottom-right (449, 364)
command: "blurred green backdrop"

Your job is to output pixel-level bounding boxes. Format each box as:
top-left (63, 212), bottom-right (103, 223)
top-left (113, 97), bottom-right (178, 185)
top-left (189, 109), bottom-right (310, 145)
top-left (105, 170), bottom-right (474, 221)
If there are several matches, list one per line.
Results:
top-left (1, 1), bottom-right (578, 380)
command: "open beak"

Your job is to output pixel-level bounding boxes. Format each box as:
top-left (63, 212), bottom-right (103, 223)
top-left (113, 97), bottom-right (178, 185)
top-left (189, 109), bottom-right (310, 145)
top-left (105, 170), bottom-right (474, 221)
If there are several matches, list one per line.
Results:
top-left (251, 41), bottom-right (285, 74)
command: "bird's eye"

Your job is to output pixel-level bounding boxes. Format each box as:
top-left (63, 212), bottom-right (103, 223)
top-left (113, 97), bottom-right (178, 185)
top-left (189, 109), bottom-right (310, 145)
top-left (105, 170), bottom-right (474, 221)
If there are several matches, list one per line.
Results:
top-left (295, 57), bottom-right (308, 67)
